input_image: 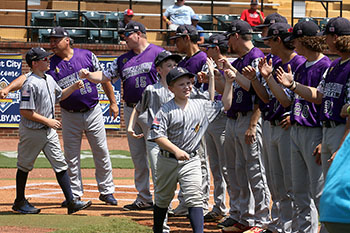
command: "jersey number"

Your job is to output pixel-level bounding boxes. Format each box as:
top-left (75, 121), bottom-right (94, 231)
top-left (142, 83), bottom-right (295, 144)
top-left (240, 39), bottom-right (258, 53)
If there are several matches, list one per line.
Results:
top-left (80, 82), bottom-right (93, 95)
top-left (135, 76), bottom-right (147, 88)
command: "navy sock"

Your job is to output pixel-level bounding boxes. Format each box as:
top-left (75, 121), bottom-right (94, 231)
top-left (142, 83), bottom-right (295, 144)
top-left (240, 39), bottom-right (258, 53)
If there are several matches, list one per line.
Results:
top-left (153, 205), bottom-right (168, 233)
top-left (55, 170), bottom-right (73, 203)
top-left (188, 207), bottom-right (204, 233)
top-left (15, 169), bottom-right (29, 202)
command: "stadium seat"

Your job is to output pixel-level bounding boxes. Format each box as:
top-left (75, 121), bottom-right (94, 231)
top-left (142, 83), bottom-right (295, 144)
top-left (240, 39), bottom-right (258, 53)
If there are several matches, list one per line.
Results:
top-left (216, 15), bottom-right (239, 31)
top-left (56, 11), bottom-right (80, 27)
top-left (252, 33), bottom-right (268, 48)
top-left (38, 28), bottom-right (52, 43)
top-left (319, 18), bottom-right (330, 30)
top-left (82, 11), bottom-right (105, 28)
top-left (67, 29), bottom-right (88, 44)
top-left (31, 11), bottom-right (55, 27)
top-left (105, 12), bottom-right (124, 28)
top-left (298, 17), bottom-right (319, 26)
top-left (198, 14), bottom-right (213, 30)
top-left (203, 32), bottom-right (213, 43)
top-left (89, 30), bottom-right (114, 44)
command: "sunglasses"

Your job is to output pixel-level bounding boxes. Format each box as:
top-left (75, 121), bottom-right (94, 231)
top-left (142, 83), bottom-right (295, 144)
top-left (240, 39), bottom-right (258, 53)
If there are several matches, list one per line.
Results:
top-left (39, 57), bottom-right (49, 62)
top-left (124, 31), bottom-right (134, 37)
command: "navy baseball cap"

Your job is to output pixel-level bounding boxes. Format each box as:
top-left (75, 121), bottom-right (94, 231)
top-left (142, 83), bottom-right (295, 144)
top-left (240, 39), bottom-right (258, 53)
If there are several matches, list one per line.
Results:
top-left (226, 20), bottom-right (253, 36)
top-left (261, 22), bottom-right (292, 40)
top-left (124, 21), bottom-right (146, 34)
top-left (169, 25), bottom-right (198, 40)
top-left (166, 67), bottom-right (195, 85)
top-left (50, 26), bottom-right (69, 38)
top-left (255, 13), bottom-right (288, 29)
top-left (154, 50), bottom-right (182, 67)
top-left (26, 47), bottom-right (52, 66)
top-left (200, 33), bottom-right (228, 48)
top-left (284, 21), bottom-right (320, 42)
top-left (321, 17), bottom-right (350, 36)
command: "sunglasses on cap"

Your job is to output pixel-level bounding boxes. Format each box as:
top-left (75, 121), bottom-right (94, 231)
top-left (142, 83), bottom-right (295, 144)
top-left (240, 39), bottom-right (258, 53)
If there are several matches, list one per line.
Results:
top-left (124, 31), bottom-right (135, 37)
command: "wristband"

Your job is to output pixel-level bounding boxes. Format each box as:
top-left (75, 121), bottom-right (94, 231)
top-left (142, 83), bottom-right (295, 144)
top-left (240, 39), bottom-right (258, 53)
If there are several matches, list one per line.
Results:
top-left (347, 105), bottom-right (350, 115)
top-left (290, 81), bottom-right (297, 91)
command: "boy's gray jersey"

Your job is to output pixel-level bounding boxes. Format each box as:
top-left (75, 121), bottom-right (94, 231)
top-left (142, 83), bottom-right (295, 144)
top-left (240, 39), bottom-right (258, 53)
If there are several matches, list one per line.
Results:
top-left (136, 82), bottom-right (210, 127)
top-left (148, 98), bottom-right (222, 152)
top-left (20, 73), bottom-right (62, 129)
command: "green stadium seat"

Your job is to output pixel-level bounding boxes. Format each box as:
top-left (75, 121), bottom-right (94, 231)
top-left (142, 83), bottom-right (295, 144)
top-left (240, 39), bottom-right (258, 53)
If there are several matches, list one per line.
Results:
top-left (38, 28), bottom-right (52, 43)
top-left (56, 11), bottom-right (80, 27)
top-left (83, 11), bottom-right (105, 28)
top-left (198, 14), bottom-right (213, 30)
top-left (319, 18), bottom-right (330, 30)
top-left (105, 12), bottom-right (124, 28)
top-left (67, 29), bottom-right (88, 44)
top-left (252, 33), bottom-right (268, 48)
top-left (89, 30), bottom-right (114, 44)
top-left (216, 15), bottom-right (239, 31)
top-left (298, 17), bottom-right (319, 26)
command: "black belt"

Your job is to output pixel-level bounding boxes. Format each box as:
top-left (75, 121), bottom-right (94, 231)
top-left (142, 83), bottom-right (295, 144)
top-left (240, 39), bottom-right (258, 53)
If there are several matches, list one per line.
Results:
top-left (322, 120), bottom-right (343, 128)
top-left (227, 112), bottom-right (248, 120)
top-left (270, 119), bottom-right (282, 126)
top-left (126, 102), bottom-right (137, 108)
top-left (160, 149), bottom-right (198, 160)
top-left (67, 107), bottom-right (93, 113)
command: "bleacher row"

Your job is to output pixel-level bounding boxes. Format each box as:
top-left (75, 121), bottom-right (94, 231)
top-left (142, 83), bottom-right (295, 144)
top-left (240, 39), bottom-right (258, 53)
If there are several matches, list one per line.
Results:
top-left (31, 10), bottom-right (332, 45)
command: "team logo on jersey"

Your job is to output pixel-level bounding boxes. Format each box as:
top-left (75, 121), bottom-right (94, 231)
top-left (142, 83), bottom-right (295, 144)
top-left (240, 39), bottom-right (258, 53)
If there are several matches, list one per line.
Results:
top-left (192, 123), bottom-right (201, 133)
top-left (0, 78), bottom-right (20, 113)
top-left (122, 58), bottom-right (128, 64)
top-left (151, 117), bottom-right (160, 130)
top-left (55, 67), bottom-right (60, 73)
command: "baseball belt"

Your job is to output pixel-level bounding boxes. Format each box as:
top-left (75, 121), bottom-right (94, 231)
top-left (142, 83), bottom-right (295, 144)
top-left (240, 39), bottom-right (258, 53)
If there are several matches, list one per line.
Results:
top-left (160, 149), bottom-right (198, 160)
top-left (322, 120), bottom-right (343, 128)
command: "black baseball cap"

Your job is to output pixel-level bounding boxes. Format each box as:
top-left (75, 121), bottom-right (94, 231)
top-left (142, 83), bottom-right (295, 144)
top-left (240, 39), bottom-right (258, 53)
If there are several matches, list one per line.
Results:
top-left (321, 17), bottom-right (350, 36)
top-left (169, 25), bottom-right (198, 40)
top-left (26, 47), bottom-right (52, 67)
top-left (200, 33), bottom-right (228, 48)
top-left (154, 50), bottom-right (182, 67)
top-left (261, 22), bottom-right (292, 40)
top-left (284, 21), bottom-right (320, 42)
top-left (124, 21), bottom-right (146, 34)
top-left (49, 26), bottom-right (69, 38)
top-left (166, 67), bottom-right (195, 85)
top-left (255, 13), bottom-right (288, 29)
top-left (226, 20), bottom-right (253, 36)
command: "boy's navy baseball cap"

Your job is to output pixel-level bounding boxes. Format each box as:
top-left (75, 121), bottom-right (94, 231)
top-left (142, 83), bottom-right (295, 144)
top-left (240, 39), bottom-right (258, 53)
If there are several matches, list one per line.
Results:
top-left (284, 21), bottom-right (320, 42)
top-left (154, 50), bottom-right (182, 67)
top-left (321, 17), bottom-right (350, 36)
top-left (169, 25), bottom-right (198, 40)
top-left (201, 33), bottom-right (228, 48)
top-left (49, 26), bottom-right (69, 38)
top-left (26, 47), bottom-right (52, 66)
top-left (226, 20), bottom-right (253, 36)
top-left (124, 21), bottom-right (146, 34)
top-left (166, 67), bottom-right (195, 85)
top-left (255, 13), bottom-right (288, 29)
top-left (261, 22), bottom-right (292, 40)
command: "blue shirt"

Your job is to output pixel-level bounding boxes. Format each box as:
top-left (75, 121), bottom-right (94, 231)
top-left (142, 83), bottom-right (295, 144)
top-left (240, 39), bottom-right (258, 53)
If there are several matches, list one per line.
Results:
top-left (164, 4), bottom-right (195, 25)
top-left (320, 132), bottom-right (350, 223)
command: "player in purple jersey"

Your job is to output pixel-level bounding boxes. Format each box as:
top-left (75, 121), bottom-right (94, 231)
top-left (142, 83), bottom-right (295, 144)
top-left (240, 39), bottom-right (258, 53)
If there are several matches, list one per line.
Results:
top-left (276, 17), bottom-right (350, 176)
top-left (273, 21), bottom-right (331, 233)
top-left (219, 20), bottom-right (270, 233)
top-left (0, 27), bottom-right (118, 206)
top-left (168, 24), bottom-right (211, 217)
top-left (79, 21), bottom-right (164, 211)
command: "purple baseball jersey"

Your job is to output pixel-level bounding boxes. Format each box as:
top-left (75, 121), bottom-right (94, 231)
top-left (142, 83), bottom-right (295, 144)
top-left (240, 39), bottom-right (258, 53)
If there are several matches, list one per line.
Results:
top-left (103, 44), bottom-right (164, 104)
top-left (265, 54), bottom-right (306, 121)
top-left (291, 56), bottom-right (331, 127)
top-left (259, 53), bottom-right (281, 120)
top-left (227, 47), bottom-right (265, 117)
top-left (47, 48), bottom-right (101, 112)
top-left (178, 51), bottom-right (207, 88)
top-left (320, 58), bottom-right (350, 123)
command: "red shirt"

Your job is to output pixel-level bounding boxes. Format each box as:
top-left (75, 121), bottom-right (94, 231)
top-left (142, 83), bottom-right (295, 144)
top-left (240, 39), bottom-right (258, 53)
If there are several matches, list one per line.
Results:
top-left (240, 9), bottom-right (264, 27)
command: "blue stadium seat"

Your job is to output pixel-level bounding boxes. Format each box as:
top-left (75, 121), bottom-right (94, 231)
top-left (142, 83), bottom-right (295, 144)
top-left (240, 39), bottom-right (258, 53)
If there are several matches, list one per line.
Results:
top-left (31, 11), bottom-right (55, 27)
top-left (198, 14), bottom-right (213, 30)
top-left (252, 33), bottom-right (268, 48)
top-left (56, 11), bottom-right (80, 27)
top-left (89, 30), bottom-right (114, 44)
top-left (82, 11), bottom-right (105, 28)
top-left (319, 18), bottom-right (330, 30)
top-left (105, 12), bottom-right (124, 28)
top-left (67, 29), bottom-right (88, 44)
top-left (38, 28), bottom-right (52, 43)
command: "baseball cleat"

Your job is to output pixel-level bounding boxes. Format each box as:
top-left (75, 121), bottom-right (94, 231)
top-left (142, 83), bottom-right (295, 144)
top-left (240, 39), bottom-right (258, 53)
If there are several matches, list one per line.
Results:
top-left (99, 194), bottom-right (118, 205)
top-left (204, 210), bottom-right (225, 222)
top-left (123, 200), bottom-right (153, 211)
top-left (67, 199), bottom-right (92, 214)
top-left (12, 199), bottom-right (40, 214)
top-left (218, 217), bottom-right (238, 229)
top-left (61, 196), bottom-right (80, 207)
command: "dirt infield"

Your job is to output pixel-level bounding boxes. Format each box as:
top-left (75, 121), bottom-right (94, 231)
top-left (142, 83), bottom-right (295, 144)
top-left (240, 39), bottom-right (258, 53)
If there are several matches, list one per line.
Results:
top-left (0, 168), bottom-right (224, 233)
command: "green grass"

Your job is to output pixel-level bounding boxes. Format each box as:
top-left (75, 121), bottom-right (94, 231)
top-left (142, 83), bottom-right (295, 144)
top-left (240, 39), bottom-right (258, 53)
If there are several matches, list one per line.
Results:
top-left (0, 214), bottom-right (152, 233)
top-left (0, 150), bottom-right (134, 169)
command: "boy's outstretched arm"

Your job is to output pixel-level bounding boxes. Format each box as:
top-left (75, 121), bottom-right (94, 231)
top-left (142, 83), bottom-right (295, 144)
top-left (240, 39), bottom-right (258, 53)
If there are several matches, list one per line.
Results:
top-left (61, 80), bottom-right (84, 101)
top-left (0, 74), bottom-right (27, 98)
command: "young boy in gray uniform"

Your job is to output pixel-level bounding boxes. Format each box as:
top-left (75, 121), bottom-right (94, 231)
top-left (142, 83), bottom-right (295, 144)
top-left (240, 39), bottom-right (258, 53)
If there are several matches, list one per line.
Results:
top-left (148, 67), bottom-right (222, 233)
top-left (12, 47), bottom-right (92, 215)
